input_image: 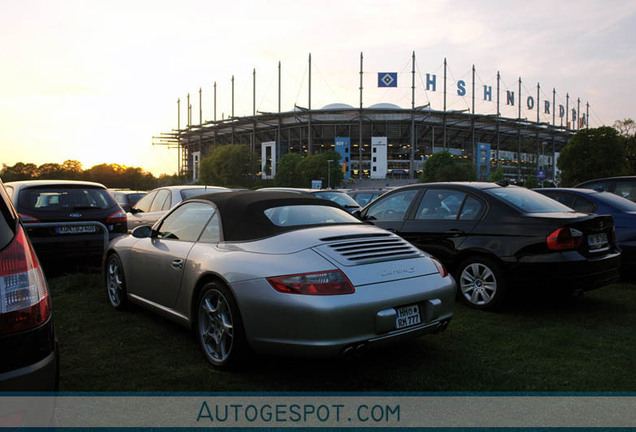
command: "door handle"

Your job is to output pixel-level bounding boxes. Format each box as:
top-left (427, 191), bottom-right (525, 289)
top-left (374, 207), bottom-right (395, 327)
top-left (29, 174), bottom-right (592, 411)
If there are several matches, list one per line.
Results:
top-left (171, 258), bottom-right (184, 269)
top-left (444, 229), bottom-right (464, 236)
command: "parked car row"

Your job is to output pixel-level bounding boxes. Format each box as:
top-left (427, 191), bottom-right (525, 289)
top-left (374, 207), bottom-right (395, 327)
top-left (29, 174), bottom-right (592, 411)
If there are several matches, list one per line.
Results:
top-left (2, 175), bottom-right (633, 384)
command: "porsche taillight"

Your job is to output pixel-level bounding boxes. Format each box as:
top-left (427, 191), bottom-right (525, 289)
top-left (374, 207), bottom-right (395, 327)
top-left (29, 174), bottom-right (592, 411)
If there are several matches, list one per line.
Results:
top-left (430, 257), bottom-right (448, 278)
top-left (547, 227), bottom-right (583, 251)
top-left (0, 225), bottom-right (51, 335)
top-left (267, 270), bottom-right (355, 295)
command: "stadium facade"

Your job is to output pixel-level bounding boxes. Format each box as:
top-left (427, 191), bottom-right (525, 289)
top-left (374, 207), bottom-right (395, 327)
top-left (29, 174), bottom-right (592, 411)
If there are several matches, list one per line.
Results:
top-left (154, 53), bottom-right (588, 185)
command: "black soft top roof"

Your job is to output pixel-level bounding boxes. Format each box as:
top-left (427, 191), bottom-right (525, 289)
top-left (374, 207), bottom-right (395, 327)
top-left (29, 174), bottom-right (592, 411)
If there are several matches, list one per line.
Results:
top-left (187, 190), bottom-right (346, 241)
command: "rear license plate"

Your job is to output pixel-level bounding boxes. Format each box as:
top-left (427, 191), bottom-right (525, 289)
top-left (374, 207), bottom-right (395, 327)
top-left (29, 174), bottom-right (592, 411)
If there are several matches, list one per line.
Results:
top-left (588, 232), bottom-right (608, 248)
top-left (396, 304), bottom-right (421, 329)
top-left (55, 225), bottom-right (98, 234)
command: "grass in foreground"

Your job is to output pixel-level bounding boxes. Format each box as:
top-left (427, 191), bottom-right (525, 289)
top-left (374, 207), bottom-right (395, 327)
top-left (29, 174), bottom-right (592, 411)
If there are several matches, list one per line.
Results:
top-left (50, 271), bottom-right (636, 392)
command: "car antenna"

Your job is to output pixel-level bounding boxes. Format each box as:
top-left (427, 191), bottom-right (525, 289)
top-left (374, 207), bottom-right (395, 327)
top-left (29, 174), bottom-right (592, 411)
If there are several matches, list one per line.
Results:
top-left (495, 180), bottom-right (509, 187)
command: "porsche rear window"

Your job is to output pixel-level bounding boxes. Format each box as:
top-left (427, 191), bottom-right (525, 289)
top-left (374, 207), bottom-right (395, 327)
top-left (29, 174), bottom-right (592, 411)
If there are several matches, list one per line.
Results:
top-left (264, 205), bottom-right (359, 227)
top-left (19, 187), bottom-right (114, 212)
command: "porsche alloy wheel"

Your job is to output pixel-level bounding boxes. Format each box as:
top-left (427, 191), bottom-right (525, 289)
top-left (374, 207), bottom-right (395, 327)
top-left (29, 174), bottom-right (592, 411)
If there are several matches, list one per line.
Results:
top-left (106, 254), bottom-right (127, 309)
top-left (196, 282), bottom-right (247, 368)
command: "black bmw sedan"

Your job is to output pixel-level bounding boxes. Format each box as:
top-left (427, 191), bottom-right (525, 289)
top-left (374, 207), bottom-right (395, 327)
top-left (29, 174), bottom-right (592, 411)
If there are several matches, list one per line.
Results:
top-left (358, 182), bottom-right (621, 310)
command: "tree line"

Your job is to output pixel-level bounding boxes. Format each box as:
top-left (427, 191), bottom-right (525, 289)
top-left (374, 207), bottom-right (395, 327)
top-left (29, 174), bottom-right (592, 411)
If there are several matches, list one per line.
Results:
top-left (0, 160), bottom-right (184, 190)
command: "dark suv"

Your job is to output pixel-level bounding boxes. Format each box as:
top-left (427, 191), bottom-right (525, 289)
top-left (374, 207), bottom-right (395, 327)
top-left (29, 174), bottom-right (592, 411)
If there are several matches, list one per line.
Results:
top-left (0, 178), bottom-right (59, 391)
top-left (4, 180), bottom-right (127, 266)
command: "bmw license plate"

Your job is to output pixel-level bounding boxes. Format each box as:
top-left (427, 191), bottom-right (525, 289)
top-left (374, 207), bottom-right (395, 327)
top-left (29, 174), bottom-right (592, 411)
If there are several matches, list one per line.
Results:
top-left (55, 225), bottom-right (98, 234)
top-left (588, 232), bottom-right (608, 248)
top-left (396, 304), bottom-right (421, 329)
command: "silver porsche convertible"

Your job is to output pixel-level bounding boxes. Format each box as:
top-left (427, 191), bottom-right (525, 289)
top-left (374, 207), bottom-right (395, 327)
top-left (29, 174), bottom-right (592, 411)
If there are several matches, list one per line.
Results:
top-left (105, 191), bottom-right (455, 368)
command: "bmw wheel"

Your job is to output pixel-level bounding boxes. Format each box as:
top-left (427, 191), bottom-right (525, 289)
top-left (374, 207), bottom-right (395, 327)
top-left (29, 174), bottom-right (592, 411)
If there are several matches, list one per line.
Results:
top-left (455, 257), bottom-right (506, 310)
top-left (105, 254), bottom-right (128, 310)
top-left (196, 282), bottom-right (247, 369)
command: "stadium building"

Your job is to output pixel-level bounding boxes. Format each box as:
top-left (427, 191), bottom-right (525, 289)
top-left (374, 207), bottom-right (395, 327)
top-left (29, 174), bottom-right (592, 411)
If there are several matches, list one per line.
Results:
top-left (154, 53), bottom-right (588, 185)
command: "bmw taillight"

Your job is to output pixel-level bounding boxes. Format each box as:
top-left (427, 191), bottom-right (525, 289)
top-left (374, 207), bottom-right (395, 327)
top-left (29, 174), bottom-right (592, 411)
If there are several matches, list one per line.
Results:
top-left (0, 225), bottom-right (51, 335)
top-left (547, 227), bottom-right (583, 251)
top-left (18, 213), bottom-right (39, 224)
top-left (267, 270), bottom-right (355, 295)
top-left (430, 257), bottom-right (448, 278)
top-left (106, 209), bottom-right (127, 224)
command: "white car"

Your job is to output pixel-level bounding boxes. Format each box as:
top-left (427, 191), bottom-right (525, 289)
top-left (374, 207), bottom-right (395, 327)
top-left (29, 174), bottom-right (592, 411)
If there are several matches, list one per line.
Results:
top-left (126, 185), bottom-right (228, 231)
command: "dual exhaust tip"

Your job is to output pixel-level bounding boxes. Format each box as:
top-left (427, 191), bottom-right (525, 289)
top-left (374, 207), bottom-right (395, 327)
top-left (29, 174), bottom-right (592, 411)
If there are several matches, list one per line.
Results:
top-left (340, 318), bottom-right (452, 358)
top-left (341, 343), bottom-right (368, 358)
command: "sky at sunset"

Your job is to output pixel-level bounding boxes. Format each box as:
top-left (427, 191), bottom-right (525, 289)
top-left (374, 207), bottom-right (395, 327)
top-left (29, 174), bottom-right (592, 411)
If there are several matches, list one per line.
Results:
top-left (1, 0), bottom-right (635, 176)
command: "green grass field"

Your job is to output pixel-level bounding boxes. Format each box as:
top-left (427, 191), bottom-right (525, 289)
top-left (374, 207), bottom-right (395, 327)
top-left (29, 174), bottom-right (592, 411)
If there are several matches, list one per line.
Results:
top-left (50, 271), bottom-right (636, 392)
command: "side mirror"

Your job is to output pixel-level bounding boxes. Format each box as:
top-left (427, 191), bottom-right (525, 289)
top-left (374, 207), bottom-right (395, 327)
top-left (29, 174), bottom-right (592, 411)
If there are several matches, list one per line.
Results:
top-left (131, 225), bottom-right (153, 239)
top-left (352, 210), bottom-right (362, 219)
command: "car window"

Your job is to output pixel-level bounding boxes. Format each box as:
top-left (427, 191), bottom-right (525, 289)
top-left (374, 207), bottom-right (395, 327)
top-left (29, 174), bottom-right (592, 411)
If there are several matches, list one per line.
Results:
top-left (126, 193), bottom-right (146, 205)
top-left (113, 193), bottom-right (126, 205)
top-left (579, 180), bottom-right (612, 192)
top-left (160, 193), bottom-right (173, 211)
top-left (181, 188), bottom-right (218, 200)
top-left (542, 192), bottom-right (576, 208)
top-left (150, 189), bottom-right (170, 212)
top-left (114, 192), bottom-right (145, 206)
top-left (313, 191), bottom-right (360, 208)
top-left (18, 187), bottom-right (114, 211)
top-left (198, 212), bottom-right (220, 243)
top-left (133, 191), bottom-right (157, 212)
top-left (614, 180), bottom-right (636, 202)
top-left (4, 185), bottom-right (14, 199)
top-left (352, 192), bottom-right (374, 207)
top-left (458, 196), bottom-right (484, 220)
top-left (156, 202), bottom-right (215, 242)
top-left (415, 189), bottom-right (466, 220)
top-left (572, 196), bottom-right (596, 213)
top-left (487, 187), bottom-right (573, 213)
top-left (597, 192), bottom-right (636, 212)
top-left (264, 205), bottom-right (359, 227)
top-left (365, 189), bottom-right (418, 221)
